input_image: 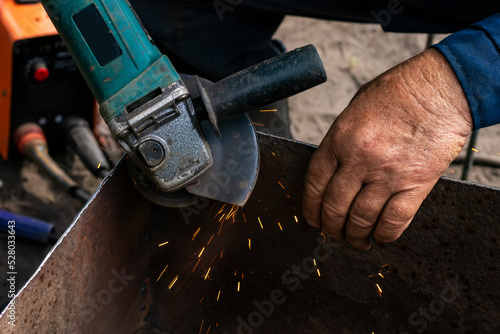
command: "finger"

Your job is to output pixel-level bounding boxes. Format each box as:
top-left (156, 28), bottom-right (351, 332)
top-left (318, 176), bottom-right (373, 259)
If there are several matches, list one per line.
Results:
top-left (374, 191), bottom-right (428, 243)
top-left (302, 150), bottom-right (338, 228)
top-left (344, 184), bottom-right (392, 250)
top-left (320, 168), bottom-right (363, 241)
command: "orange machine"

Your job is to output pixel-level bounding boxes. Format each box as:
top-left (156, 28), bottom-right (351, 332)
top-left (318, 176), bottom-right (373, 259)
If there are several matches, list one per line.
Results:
top-left (0, 0), bottom-right (94, 159)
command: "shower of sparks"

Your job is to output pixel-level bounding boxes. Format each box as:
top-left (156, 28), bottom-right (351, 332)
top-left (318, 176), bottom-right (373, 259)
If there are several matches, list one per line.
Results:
top-left (217, 290), bottom-right (221, 301)
top-left (204, 267), bottom-right (211, 280)
top-left (278, 181), bottom-right (285, 189)
top-left (198, 247), bottom-right (206, 258)
top-left (158, 241), bottom-right (169, 247)
top-left (237, 281), bottom-right (241, 292)
top-left (471, 148), bottom-right (479, 152)
top-left (294, 215), bottom-right (298, 223)
top-left (375, 283), bottom-right (383, 298)
top-left (207, 234), bottom-right (214, 245)
top-left (260, 109), bottom-right (277, 112)
top-left (156, 265), bottom-right (168, 282)
top-left (278, 222), bottom-right (283, 231)
top-left (192, 227), bottom-right (201, 241)
top-left (258, 217), bottom-right (264, 229)
top-left (248, 238), bottom-right (251, 250)
top-left (317, 269), bottom-right (321, 277)
top-left (168, 275), bottom-right (179, 289)
top-left (253, 123), bottom-right (265, 127)
top-left (199, 296), bottom-right (204, 304)
top-left (97, 163), bottom-right (102, 169)
top-left (199, 319), bottom-right (204, 334)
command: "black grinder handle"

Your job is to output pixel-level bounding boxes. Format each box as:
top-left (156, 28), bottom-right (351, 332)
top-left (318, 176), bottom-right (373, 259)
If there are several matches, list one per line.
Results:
top-left (202, 44), bottom-right (327, 122)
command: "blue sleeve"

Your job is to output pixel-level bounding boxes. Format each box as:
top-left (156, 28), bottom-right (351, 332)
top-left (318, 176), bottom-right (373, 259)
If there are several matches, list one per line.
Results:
top-left (433, 14), bottom-right (500, 130)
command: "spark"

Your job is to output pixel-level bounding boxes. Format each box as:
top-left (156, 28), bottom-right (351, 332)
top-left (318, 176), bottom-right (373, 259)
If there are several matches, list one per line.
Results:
top-left (217, 290), bottom-right (221, 301)
top-left (237, 281), bottom-right (241, 292)
top-left (382, 264), bottom-right (389, 268)
top-left (278, 181), bottom-right (285, 189)
top-left (198, 247), bottom-right (206, 258)
top-left (378, 272), bottom-right (385, 278)
top-left (319, 232), bottom-right (326, 242)
top-left (241, 273), bottom-right (244, 280)
top-left (156, 265), bottom-right (168, 282)
top-left (192, 258), bottom-right (201, 272)
top-left (375, 283), bottom-right (382, 298)
top-left (471, 148), bottom-right (479, 152)
top-left (450, 170), bottom-right (456, 173)
top-left (97, 163), bottom-right (102, 169)
top-left (278, 222), bottom-right (283, 231)
top-left (226, 205), bottom-right (236, 218)
top-left (207, 325), bottom-right (211, 333)
top-left (199, 296), bottom-right (204, 304)
top-left (313, 259), bottom-right (317, 266)
top-left (168, 275), bottom-right (179, 289)
top-left (260, 109), bottom-right (277, 112)
top-left (227, 206), bottom-right (239, 220)
top-left (209, 254), bottom-right (218, 266)
top-left (248, 238), bottom-right (252, 250)
top-left (258, 217), bottom-right (264, 229)
top-left (100, 145), bottom-right (107, 152)
top-left (192, 227), bottom-right (201, 241)
top-left (207, 234), bottom-right (214, 245)
top-left (215, 205), bottom-right (226, 217)
top-left (286, 195), bottom-right (291, 198)
top-left (220, 250), bottom-right (224, 258)
top-left (218, 220), bottom-right (225, 235)
top-left (158, 241), bottom-right (169, 247)
top-left (242, 213), bottom-right (247, 223)
top-left (294, 215), bottom-right (298, 223)
top-left (199, 319), bottom-right (204, 334)
top-left (317, 268), bottom-right (321, 277)
top-left (253, 122), bottom-right (265, 127)
top-left (204, 267), bottom-right (211, 280)
top-left (272, 152), bottom-right (276, 156)
top-left (234, 270), bottom-right (237, 276)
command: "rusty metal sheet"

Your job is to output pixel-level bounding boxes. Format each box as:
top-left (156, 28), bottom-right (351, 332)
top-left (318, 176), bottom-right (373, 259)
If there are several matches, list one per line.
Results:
top-left (2, 133), bottom-right (500, 333)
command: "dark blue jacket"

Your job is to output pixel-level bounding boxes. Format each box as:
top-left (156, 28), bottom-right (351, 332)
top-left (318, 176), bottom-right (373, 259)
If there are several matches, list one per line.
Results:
top-left (377, 0), bottom-right (500, 129)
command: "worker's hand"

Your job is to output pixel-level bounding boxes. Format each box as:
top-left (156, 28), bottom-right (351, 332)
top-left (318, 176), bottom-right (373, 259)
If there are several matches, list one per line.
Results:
top-left (303, 48), bottom-right (473, 250)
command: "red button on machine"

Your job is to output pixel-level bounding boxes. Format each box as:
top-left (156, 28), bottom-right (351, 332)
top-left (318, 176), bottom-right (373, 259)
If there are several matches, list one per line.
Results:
top-left (33, 62), bottom-right (49, 82)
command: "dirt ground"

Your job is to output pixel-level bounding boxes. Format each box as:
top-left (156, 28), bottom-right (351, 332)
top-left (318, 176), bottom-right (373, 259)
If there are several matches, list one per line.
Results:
top-left (1, 16), bottom-right (500, 310)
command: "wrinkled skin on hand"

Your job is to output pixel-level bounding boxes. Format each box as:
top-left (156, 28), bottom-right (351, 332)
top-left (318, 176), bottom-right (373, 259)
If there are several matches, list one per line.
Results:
top-left (303, 48), bottom-right (473, 250)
